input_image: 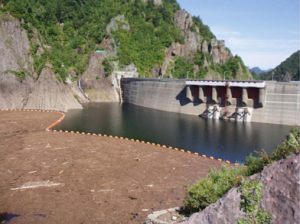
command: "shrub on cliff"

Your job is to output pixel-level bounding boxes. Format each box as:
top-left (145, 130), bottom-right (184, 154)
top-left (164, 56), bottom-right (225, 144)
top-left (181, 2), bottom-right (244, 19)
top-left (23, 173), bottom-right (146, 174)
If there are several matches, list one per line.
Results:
top-left (246, 127), bottom-right (300, 175)
top-left (184, 166), bottom-right (246, 213)
top-left (102, 58), bottom-right (113, 77)
top-left (173, 57), bottom-right (194, 79)
top-left (238, 179), bottom-right (272, 224)
top-left (3, 0), bottom-right (182, 79)
top-left (184, 128), bottom-right (300, 214)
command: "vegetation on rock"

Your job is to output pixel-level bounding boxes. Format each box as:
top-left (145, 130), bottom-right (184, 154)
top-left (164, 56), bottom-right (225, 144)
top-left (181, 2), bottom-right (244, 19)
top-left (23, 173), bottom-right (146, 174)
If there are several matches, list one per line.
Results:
top-left (238, 179), bottom-right (272, 224)
top-left (102, 58), bottom-right (113, 77)
top-left (184, 166), bottom-right (246, 213)
top-left (114, 0), bottom-right (183, 76)
top-left (6, 70), bottom-right (27, 81)
top-left (173, 57), bottom-right (194, 78)
top-left (1, 0), bottom-right (251, 80)
top-left (191, 16), bottom-right (215, 41)
top-left (184, 128), bottom-right (300, 214)
top-left (2, 0), bottom-right (182, 79)
top-left (245, 127), bottom-right (300, 175)
top-left (211, 55), bottom-right (249, 80)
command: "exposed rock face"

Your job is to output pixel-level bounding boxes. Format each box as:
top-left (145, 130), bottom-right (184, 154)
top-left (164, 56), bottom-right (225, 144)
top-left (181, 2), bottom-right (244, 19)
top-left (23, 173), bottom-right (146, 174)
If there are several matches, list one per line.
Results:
top-left (0, 13), bottom-right (35, 77)
top-left (261, 154), bottom-right (300, 224)
top-left (0, 13), bottom-right (35, 109)
top-left (201, 40), bottom-right (209, 53)
top-left (173, 9), bottom-right (232, 63)
top-left (174, 10), bottom-right (201, 56)
top-left (25, 67), bottom-right (82, 111)
top-left (0, 73), bottom-right (33, 109)
top-left (160, 10), bottom-right (233, 78)
top-left (184, 153), bottom-right (300, 224)
top-left (211, 39), bottom-right (231, 64)
top-left (0, 13), bottom-right (82, 111)
top-left (0, 67), bottom-right (82, 111)
top-left (81, 53), bottom-right (119, 102)
top-left (185, 188), bottom-right (245, 224)
top-left (142, 0), bottom-right (162, 6)
top-left (175, 10), bottom-right (193, 36)
top-left (106, 15), bottom-right (130, 35)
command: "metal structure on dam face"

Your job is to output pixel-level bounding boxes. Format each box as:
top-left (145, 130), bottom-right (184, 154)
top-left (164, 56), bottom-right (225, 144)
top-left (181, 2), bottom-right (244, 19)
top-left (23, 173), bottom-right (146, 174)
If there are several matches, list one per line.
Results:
top-left (121, 78), bottom-right (300, 126)
top-left (185, 80), bottom-right (266, 122)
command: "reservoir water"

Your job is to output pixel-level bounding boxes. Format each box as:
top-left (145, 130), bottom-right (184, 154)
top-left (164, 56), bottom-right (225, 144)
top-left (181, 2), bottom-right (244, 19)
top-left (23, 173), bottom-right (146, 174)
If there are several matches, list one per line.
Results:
top-left (56, 103), bottom-right (292, 163)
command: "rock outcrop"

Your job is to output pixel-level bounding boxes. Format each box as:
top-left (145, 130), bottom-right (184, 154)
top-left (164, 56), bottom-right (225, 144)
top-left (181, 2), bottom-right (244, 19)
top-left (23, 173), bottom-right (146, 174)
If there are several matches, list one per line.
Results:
top-left (174, 10), bottom-right (201, 56)
top-left (106, 14), bottom-right (130, 34)
top-left (260, 154), bottom-right (300, 223)
top-left (160, 10), bottom-right (232, 78)
top-left (210, 39), bottom-right (230, 64)
top-left (80, 53), bottom-right (119, 102)
top-left (0, 13), bottom-right (82, 111)
top-left (0, 67), bottom-right (82, 111)
top-left (184, 153), bottom-right (300, 224)
top-left (184, 188), bottom-right (245, 224)
top-left (0, 73), bottom-right (33, 109)
top-left (0, 13), bottom-right (35, 77)
top-left (25, 67), bottom-right (82, 111)
top-left (142, 0), bottom-right (162, 6)
top-left (0, 13), bottom-right (35, 109)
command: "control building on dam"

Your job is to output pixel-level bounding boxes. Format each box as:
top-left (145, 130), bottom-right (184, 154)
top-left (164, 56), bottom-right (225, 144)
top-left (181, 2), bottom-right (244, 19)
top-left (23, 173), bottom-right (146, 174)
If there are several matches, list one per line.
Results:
top-left (121, 78), bottom-right (300, 126)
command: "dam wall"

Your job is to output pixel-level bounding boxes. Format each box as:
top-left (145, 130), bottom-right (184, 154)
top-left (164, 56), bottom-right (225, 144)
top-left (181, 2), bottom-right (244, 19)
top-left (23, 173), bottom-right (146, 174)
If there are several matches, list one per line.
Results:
top-left (121, 78), bottom-right (300, 126)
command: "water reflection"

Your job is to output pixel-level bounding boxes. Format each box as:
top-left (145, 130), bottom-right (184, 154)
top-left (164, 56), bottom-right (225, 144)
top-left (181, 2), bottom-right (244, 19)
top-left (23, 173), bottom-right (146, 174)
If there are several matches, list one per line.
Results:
top-left (57, 103), bottom-right (292, 163)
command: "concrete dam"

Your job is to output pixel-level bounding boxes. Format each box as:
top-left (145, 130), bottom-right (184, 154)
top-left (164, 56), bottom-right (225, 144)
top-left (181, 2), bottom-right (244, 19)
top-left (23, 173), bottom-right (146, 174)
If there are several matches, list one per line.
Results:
top-left (121, 78), bottom-right (300, 126)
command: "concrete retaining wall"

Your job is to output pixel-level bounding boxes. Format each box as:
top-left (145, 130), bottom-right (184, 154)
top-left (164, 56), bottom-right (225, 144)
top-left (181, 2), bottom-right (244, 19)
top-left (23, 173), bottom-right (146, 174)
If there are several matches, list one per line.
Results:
top-left (121, 79), bottom-right (300, 126)
top-left (251, 82), bottom-right (300, 126)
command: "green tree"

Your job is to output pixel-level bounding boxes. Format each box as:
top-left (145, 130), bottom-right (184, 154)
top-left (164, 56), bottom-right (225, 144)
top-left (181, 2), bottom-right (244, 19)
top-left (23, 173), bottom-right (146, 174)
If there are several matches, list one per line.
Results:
top-left (173, 57), bottom-right (194, 78)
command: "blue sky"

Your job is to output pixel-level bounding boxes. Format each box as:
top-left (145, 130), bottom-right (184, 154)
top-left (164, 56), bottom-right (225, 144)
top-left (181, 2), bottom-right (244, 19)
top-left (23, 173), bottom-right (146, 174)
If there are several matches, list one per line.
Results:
top-left (177, 0), bottom-right (300, 69)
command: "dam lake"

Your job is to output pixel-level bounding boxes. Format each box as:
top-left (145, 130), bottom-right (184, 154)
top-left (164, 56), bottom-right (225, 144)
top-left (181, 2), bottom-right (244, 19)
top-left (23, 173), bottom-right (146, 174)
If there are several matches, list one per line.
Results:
top-left (56, 103), bottom-right (292, 163)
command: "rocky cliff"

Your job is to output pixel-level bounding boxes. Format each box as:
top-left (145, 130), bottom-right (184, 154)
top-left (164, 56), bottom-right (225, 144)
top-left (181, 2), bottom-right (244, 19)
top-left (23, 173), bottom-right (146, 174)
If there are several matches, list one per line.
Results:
top-left (160, 9), bottom-right (251, 79)
top-left (0, 13), bottom-right (34, 77)
top-left (25, 66), bottom-right (82, 111)
top-left (0, 13), bottom-right (81, 111)
top-left (80, 53), bottom-right (119, 102)
top-left (184, 153), bottom-right (300, 224)
top-left (0, 0), bottom-right (253, 111)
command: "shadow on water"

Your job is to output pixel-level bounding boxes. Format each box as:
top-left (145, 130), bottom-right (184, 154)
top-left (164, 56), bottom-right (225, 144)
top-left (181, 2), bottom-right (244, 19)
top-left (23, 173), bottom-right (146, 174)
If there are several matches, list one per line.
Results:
top-left (56, 103), bottom-right (292, 163)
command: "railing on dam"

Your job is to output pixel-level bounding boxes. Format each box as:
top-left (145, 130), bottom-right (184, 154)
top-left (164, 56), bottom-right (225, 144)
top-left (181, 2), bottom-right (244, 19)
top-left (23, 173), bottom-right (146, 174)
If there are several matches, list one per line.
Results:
top-left (185, 80), bottom-right (266, 88)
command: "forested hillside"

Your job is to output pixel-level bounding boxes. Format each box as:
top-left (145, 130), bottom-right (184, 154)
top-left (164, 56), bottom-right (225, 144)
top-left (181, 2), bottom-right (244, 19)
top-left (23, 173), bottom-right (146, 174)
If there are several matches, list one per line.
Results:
top-left (261, 50), bottom-right (300, 81)
top-left (0, 0), bottom-right (251, 80)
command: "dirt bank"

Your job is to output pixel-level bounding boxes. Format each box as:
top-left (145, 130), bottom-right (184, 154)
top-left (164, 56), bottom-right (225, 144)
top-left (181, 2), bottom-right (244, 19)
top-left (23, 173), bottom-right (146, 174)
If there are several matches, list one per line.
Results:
top-left (0, 110), bottom-right (222, 223)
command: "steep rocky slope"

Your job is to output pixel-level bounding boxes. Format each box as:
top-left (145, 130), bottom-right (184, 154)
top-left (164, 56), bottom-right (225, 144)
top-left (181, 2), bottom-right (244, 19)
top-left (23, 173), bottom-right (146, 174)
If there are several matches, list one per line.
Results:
top-left (0, 73), bottom-right (33, 109)
top-left (25, 66), bottom-right (82, 111)
top-left (80, 53), bottom-right (119, 102)
top-left (0, 13), bottom-right (34, 77)
top-left (160, 9), bottom-right (235, 79)
top-left (0, 0), bottom-right (253, 110)
top-left (184, 153), bottom-right (300, 224)
top-left (0, 13), bottom-right (81, 111)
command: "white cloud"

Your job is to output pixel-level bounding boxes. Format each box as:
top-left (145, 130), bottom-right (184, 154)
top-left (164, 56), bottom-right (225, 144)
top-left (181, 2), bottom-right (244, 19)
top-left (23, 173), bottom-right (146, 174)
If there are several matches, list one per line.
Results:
top-left (210, 26), bottom-right (300, 69)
